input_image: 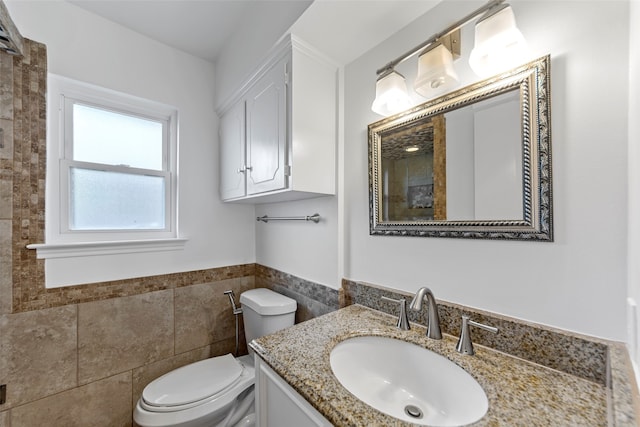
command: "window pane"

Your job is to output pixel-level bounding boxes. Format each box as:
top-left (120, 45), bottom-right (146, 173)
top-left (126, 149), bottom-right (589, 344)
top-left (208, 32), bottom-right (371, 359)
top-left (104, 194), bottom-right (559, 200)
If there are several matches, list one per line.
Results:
top-left (69, 167), bottom-right (166, 230)
top-left (73, 103), bottom-right (164, 170)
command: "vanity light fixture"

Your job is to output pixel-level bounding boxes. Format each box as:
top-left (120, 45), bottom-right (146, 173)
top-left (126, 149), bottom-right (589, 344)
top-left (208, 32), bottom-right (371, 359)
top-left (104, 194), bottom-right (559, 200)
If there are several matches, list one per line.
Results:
top-left (372, 0), bottom-right (528, 116)
top-left (405, 145), bottom-right (420, 153)
top-left (371, 69), bottom-right (412, 116)
top-left (468, 4), bottom-right (529, 77)
top-left (414, 32), bottom-right (460, 97)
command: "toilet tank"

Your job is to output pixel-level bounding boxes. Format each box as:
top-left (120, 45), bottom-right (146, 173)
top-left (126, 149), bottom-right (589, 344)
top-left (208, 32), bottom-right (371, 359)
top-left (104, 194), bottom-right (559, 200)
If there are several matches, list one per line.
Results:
top-left (240, 288), bottom-right (297, 348)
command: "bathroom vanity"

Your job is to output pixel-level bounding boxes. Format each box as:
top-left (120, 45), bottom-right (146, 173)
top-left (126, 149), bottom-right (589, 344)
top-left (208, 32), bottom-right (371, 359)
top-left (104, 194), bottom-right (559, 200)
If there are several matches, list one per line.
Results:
top-left (254, 357), bottom-right (332, 426)
top-left (250, 303), bottom-right (639, 426)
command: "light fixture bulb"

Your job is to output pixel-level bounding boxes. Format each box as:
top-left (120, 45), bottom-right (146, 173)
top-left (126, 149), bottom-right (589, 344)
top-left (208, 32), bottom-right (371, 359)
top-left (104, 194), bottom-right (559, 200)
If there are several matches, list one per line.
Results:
top-left (405, 146), bottom-right (419, 152)
top-left (371, 70), bottom-right (411, 116)
top-left (414, 43), bottom-right (459, 98)
top-left (469, 4), bottom-right (530, 78)
top-left (431, 77), bottom-right (446, 89)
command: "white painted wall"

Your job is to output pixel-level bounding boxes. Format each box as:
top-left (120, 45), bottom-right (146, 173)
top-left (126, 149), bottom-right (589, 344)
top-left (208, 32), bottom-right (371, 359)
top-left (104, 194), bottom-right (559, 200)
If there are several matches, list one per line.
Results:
top-left (446, 106), bottom-right (475, 219)
top-left (344, 0), bottom-right (629, 340)
top-left (473, 93), bottom-right (521, 220)
top-left (256, 0), bottom-right (630, 340)
top-left (214, 0), bottom-right (311, 112)
top-left (5, 0), bottom-right (256, 286)
top-left (255, 196), bottom-right (339, 287)
top-left (627, 0), bottom-right (640, 365)
top-left (7, 0), bottom-right (633, 341)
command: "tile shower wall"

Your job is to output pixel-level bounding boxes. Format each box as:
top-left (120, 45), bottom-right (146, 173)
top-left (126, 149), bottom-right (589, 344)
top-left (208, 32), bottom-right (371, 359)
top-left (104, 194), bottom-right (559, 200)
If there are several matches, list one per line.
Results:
top-left (0, 39), bottom-right (261, 427)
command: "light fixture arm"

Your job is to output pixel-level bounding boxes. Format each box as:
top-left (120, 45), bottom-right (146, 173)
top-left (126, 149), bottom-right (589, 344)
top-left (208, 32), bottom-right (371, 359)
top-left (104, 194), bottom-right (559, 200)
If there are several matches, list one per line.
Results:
top-left (375, 0), bottom-right (505, 76)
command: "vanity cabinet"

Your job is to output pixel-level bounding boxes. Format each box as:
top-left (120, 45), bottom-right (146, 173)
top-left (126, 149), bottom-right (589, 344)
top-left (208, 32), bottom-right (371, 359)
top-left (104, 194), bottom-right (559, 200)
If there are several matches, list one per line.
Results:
top-left (218, 35), bottom-right (337, 203)
top-left (255, 356), bottom-right (332, 427)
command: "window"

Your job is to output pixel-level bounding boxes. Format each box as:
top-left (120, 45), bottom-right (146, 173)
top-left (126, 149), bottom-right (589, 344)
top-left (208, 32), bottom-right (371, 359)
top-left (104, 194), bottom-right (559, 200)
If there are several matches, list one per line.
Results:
top-left (63, 101), bottom-right (169, 232)
top-left (34, 75), bottom-right (183, 258)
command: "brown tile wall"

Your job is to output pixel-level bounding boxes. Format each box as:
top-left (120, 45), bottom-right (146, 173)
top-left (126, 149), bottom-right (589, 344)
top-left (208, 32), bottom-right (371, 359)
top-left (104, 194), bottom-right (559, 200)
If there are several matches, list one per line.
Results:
top-left (0, 39), bottom-right (262, 427)
top-left (256, 264), bottom-right (339, 323)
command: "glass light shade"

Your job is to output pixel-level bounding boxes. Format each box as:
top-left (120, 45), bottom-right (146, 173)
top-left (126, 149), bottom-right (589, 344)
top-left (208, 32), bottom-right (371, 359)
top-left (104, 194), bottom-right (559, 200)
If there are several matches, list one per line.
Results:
top-left (469, 5), bottom-right (529, 78)
top-left (371, 70), bottom-right (411, 116)
top-left (414, 43), bottom-right (459, 98)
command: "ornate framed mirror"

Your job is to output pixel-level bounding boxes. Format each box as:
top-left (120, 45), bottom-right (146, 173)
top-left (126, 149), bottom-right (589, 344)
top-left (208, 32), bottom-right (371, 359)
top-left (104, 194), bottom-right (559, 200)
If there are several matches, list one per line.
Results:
top-left (368, 55), bottom-right (552, 241)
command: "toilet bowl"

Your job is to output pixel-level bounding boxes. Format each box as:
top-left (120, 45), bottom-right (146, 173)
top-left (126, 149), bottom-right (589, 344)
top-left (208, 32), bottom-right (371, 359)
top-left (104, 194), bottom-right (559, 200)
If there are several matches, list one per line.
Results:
top-left (134, 288), bottom-right (297, 427)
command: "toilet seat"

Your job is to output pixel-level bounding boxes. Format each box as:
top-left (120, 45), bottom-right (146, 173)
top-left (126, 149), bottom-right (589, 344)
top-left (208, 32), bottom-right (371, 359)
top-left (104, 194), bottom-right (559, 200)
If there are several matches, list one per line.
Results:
top-left (140, 354), bottom-right (251, 413)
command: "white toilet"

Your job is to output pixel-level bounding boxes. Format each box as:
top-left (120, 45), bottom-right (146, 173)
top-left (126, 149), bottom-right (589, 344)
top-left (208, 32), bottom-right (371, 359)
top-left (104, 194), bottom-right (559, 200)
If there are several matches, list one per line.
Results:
top-left (134, 288), bottom-right (297, 427)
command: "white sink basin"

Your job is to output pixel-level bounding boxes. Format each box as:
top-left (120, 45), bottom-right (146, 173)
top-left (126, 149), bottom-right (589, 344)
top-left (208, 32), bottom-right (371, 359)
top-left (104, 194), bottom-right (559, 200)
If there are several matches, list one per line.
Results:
top-left (329, 336), bottom-right (488, 426)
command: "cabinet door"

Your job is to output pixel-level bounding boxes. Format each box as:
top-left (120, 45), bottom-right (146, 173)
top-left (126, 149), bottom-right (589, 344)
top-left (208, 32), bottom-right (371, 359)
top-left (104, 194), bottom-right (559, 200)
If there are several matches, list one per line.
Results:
top-left (255, 357), bottom-right (332, 427)
top-left (245, 55), bottom-right (288, 196)
top-left (219, 101), bottom-right (246, 200)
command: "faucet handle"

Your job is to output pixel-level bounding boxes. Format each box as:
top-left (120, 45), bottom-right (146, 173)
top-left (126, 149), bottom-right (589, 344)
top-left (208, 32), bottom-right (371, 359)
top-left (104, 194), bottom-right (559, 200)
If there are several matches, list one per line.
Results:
top-left (381, 296), bottom-right (411, 330)
top-left (455, 315), bottom-right (498, 355)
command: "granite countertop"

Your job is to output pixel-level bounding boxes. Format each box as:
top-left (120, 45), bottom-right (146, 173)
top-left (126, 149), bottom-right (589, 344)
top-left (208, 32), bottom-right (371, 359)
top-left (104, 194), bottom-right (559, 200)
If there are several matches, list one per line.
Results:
top-left (250, 304), bottom-right (627, 426)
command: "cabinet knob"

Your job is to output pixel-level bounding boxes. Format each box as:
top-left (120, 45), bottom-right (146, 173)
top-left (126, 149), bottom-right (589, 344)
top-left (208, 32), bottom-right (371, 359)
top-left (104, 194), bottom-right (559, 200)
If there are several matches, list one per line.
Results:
top-left (237, 166), bottom-right (253, 174)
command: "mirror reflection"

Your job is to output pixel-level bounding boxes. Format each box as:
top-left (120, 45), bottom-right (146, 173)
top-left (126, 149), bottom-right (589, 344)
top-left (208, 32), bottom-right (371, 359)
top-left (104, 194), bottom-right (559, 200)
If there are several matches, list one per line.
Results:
top-left (380, 114), bottom-right (445, 222)
top-left (369, 55), bottom-right (553, 241)
top-left (380, 90), bottom-right (521, 222)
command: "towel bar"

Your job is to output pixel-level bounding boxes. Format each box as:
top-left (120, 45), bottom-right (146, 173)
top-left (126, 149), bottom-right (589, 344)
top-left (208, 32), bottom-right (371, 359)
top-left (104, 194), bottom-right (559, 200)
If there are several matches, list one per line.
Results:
top-left (256, 213), bottom-right (320, 223)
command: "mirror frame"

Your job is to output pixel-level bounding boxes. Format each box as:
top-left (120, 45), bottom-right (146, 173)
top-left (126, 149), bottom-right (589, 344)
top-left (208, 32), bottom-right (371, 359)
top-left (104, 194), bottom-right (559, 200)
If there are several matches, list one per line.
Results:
top-left (368, 55), bottom-right (552, 241)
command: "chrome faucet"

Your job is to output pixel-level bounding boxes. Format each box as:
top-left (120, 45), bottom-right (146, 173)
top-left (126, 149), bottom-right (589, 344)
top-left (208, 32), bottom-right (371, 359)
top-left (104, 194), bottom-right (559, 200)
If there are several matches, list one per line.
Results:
top-left (455, 315), bottom-right (498, 355)
top-left (380, 296), bottom-right (410, 330)
top-left (409, 287), bottom-right (442, 339)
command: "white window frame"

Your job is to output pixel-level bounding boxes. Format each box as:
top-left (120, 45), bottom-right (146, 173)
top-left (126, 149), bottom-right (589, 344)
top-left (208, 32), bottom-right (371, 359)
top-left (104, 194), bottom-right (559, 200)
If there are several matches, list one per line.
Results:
top-left (28, 74), bottom-right (185, 259)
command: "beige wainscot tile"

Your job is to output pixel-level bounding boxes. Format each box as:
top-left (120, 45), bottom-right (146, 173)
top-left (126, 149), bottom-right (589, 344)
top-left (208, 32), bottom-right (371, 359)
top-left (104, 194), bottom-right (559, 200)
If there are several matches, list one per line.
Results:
top-left (0, 53), bottom-right (12, 121)
top-left (0, 408), bottom-right (10, 427)
top-left (131, 345), bottom-right (211, 410)
top-left (78, 290), bottom-right (174, 385)
top-left (174, 277), bottom-right (254, 354)
top-left (211, 335), bottom-right (245, 357)
top-left (10, 372), bottom-right (132, 427)
top-left (0, 178), bottom-right (11, 220)
top-left (0, 305), bottom-right (77, 409)
top-left (0, 220), bottom-right (11, 315)
top-left (0, 119), bottom-right (13, 162)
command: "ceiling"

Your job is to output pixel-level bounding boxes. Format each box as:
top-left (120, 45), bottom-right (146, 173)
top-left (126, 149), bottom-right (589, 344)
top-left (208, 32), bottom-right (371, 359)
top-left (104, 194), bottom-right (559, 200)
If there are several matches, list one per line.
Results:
top-left (69, 0), bottom-right (311, 63)
top-left (68, 0), bottom-right (441, 65)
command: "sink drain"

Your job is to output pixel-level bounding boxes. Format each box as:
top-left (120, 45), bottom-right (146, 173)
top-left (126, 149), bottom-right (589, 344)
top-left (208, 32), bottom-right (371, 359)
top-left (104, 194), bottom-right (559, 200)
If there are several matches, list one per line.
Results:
top-left (404, 405), bottom-right (423, 419)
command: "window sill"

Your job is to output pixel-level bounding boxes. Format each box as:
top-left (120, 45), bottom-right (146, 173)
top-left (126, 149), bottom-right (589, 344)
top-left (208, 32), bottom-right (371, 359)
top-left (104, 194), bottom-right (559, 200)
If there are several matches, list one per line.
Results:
top-left (27, 238), bottom-right (188, 259)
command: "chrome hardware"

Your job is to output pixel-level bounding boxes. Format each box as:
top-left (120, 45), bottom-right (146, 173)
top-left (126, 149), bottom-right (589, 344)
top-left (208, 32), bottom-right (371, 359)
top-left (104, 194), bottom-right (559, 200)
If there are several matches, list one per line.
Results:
top-left (224, 290), bottom-right (243, 357)
top-left (455, 315), bottom-right (499, 355)
top-left (404, 404), bottom-right (423, 419)
top-left (256, 213), bottom-right (320, 223)
top-left (409, 287), bottom-right (442, 339)
top-left (236, 166), bottom-right (253, 174)
top-left (381, 296), bottom-right (410, 330)
top-left (224, 290), bottom-right (243, 315)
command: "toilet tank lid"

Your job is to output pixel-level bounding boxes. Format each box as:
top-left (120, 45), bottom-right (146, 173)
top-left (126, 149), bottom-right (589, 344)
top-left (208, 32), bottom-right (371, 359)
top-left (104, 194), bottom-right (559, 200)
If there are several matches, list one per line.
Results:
top-left (240, 288), bottom-right (297, 315)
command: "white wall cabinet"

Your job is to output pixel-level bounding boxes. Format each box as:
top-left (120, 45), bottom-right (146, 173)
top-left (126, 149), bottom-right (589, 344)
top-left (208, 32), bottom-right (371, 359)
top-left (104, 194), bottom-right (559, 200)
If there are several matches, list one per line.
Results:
top-left (219, 100), bottom-right (246, 200)
top-left (218, 35), bottom-right (337, 203)
top-left (245, 54), bottom-right (288, 196)
top-left (255, 356), bottom-right (333, 427)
